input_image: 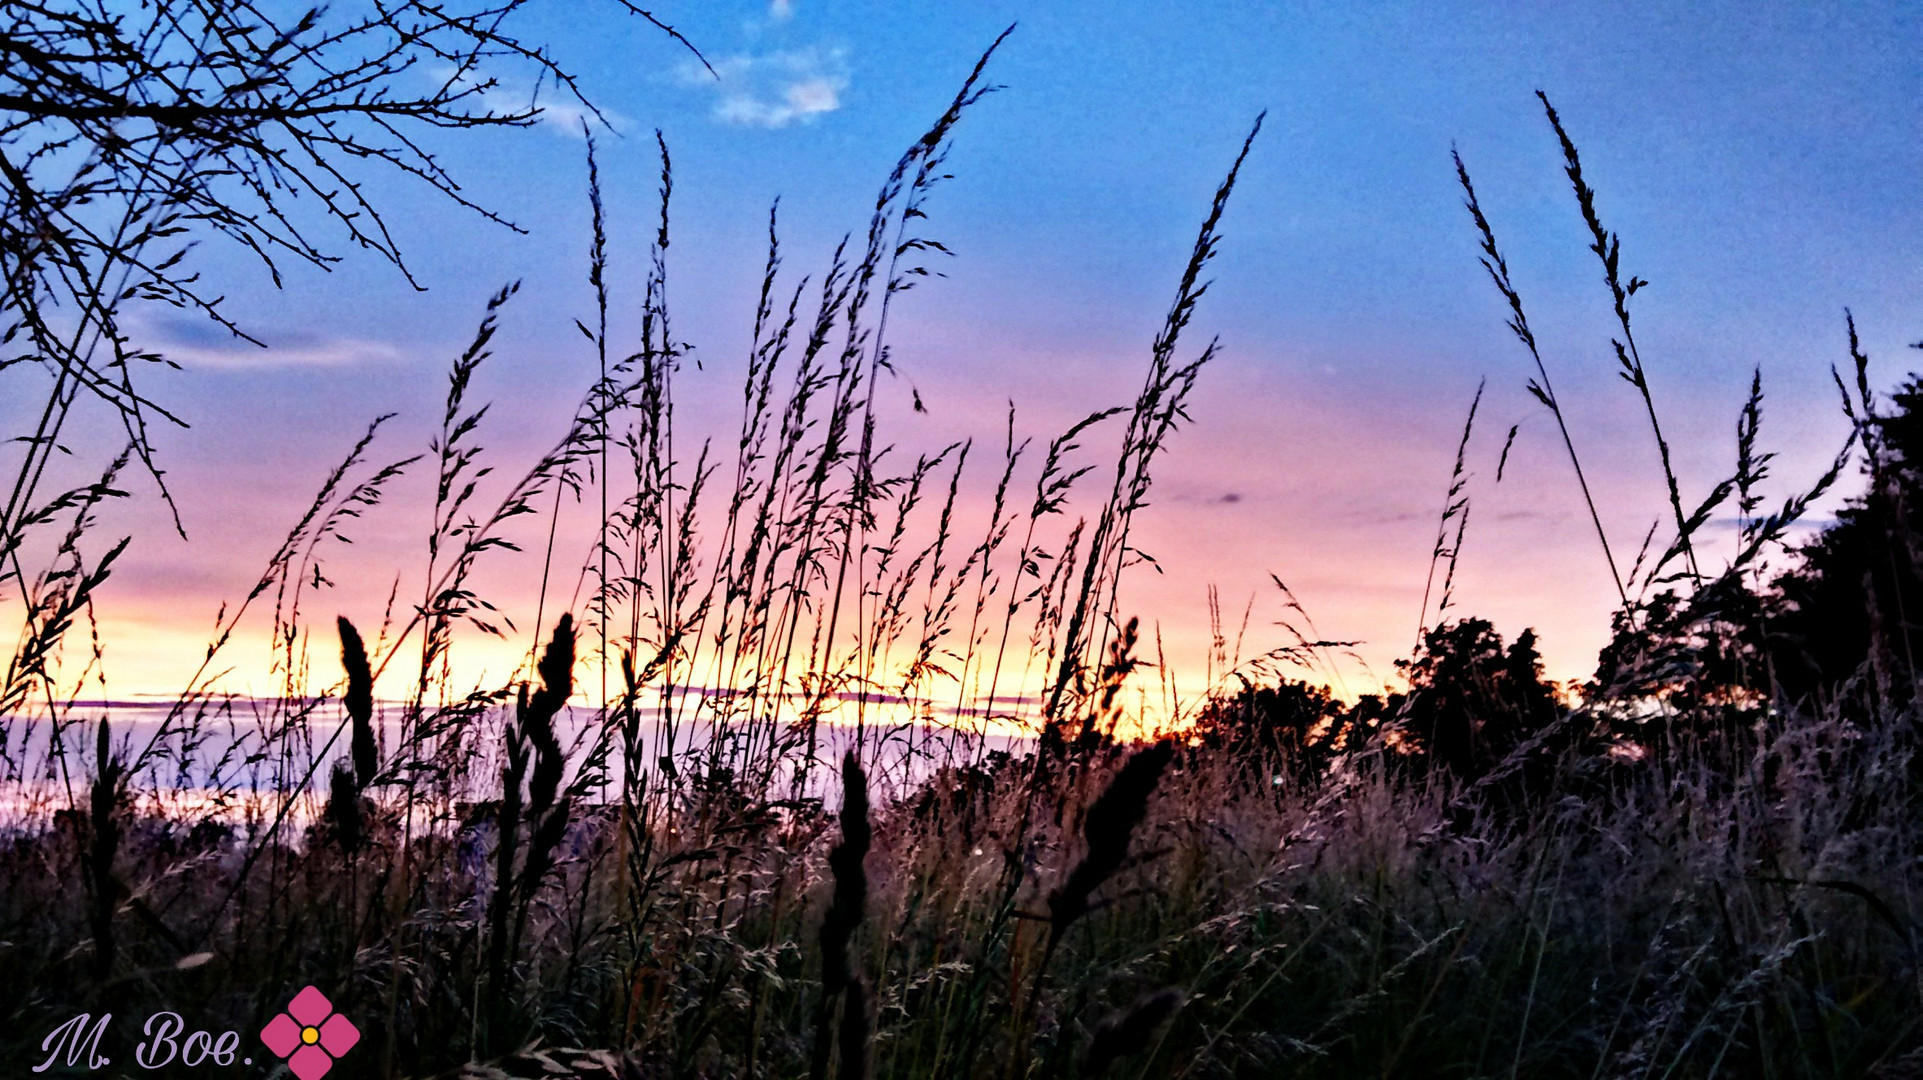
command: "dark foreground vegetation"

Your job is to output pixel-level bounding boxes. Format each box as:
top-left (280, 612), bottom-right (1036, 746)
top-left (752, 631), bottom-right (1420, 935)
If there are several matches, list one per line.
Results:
top-left (1, 7), bottom-right (1919, 1078)
top-left (6, 658), bottom-right (1918, 1080)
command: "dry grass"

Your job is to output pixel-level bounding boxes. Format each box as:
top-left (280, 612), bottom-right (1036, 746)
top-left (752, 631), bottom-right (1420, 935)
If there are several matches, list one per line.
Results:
top-left (2, 687), bottom-right (1915, 1078)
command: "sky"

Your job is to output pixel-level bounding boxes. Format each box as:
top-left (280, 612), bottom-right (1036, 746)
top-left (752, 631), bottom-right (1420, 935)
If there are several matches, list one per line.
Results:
top-left (11, 0), bottom-right (1921, 705)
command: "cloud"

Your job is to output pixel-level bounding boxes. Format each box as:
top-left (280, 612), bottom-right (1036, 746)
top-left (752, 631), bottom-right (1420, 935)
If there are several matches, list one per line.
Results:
top-left (438, 66), bottom-right (623, 138)
top-left (769, 0), bottom-right (795, 21)
top-left (144, 316), bottom-right (402, 370)
top-left (677, 46), bottom-right (848, 129)
top-left (530, 96), bottom-right (614, 138)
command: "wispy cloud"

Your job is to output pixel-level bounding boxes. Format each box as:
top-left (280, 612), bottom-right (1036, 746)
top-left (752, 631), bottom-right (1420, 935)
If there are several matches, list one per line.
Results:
top-left (677, 46), bottom-right (848, 129)
top-left (145, 317), bottom-right (402, 370)
top-left (438, 66), bottom-right (622, 138)
top-left (769, 0), bottom-right (795, 22)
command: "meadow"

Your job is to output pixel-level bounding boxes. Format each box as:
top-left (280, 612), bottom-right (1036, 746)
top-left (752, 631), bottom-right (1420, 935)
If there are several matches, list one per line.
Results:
top-left (2, 29), bottom-right (1919, 1080)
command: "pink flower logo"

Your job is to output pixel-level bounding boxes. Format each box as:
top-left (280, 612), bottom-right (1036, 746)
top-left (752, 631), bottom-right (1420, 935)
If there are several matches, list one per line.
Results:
top-left (260, 986), bottom-right (359, 1080)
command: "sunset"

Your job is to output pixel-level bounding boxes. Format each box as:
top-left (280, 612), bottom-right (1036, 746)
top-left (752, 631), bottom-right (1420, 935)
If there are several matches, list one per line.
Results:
top-left (2, 3), bottom-right (1919, 1077)
top-left (42, 2), bottom-right (1916, 700)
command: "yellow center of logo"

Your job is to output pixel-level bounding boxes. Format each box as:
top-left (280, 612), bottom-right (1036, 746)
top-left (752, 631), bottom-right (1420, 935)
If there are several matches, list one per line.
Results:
top-left (301, 1026), bottom-right (321, 1045)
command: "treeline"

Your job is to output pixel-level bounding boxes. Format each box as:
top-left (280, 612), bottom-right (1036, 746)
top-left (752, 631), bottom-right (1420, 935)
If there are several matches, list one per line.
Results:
top-left (1203, 372), bottom-right (1923, 788)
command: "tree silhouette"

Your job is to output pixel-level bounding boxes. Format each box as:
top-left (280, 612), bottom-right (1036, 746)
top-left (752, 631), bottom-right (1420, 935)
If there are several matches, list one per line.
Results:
top-left (1768, 373), bottom-right (1923, 710)
top-left (1399, 618), bottom-right (1560, 780)
top-left (1194, 677), bottom-right (1349, 782)
top-left (0, 3), bottom-right (703, 710)
top-left (0, 0), bottom-right (702, 556)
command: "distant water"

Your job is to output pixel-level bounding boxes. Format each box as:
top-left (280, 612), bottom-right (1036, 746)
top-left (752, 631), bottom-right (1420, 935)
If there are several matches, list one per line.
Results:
top-left (0, 692), bottom-right (1041, 827)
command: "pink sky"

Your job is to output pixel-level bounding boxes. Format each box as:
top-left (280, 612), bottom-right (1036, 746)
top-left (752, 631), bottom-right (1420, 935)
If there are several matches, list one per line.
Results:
top-left (4, 2), bottom-right (1913, 716)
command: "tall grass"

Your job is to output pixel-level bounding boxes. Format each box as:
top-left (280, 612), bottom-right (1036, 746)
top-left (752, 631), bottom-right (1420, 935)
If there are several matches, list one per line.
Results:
top-left (0, 50), bottom-right (1917, 1080)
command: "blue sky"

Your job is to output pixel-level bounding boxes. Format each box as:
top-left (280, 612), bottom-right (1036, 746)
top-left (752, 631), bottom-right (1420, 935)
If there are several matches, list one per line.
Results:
top-left (55, 0), bottom-right (1923, 696)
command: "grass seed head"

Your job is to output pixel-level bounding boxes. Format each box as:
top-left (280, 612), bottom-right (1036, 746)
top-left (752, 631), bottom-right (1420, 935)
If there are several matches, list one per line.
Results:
top-left (1050, 739), bottom-right (1175, 937)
